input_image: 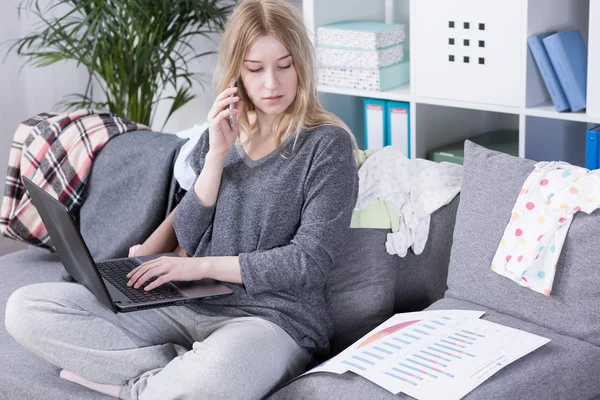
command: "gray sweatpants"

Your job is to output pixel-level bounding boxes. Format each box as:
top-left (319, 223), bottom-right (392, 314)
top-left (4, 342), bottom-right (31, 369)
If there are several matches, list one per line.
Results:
top-left (4, 282), bottom-right (310, 400)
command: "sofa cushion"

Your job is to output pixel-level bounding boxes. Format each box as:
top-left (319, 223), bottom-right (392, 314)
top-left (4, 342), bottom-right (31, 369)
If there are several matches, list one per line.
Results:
top-left (445, 141), bottom-right (600, 346)
top-left (269, 297), bottom-right (600, 400)
top-left (0, 250), bottom-right (110, 400)
top-left (326, 228), bottom-right (398, 356)
top-left (393, 196), bottom-right (459, 313)
top-left (78, 131), bottom-right (185, 261)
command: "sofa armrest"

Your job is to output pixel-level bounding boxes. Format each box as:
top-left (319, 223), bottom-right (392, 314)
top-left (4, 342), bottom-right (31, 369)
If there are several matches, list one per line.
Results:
top-left (77, 131), bottom-right (186, 261)
top-left (393, 195), bottom-right (460, 312)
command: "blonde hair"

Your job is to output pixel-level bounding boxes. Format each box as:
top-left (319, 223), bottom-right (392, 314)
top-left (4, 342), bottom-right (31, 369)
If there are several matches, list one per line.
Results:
top-left (214, 0), bottom-right (357, 151)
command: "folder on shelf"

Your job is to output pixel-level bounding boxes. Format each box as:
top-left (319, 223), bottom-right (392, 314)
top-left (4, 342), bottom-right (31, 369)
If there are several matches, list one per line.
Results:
top-left (428, 130), bottom-right (519, 165)
top-left (527, 33), bottom-right (570, 112)
top-left (364, 99), bottom-right (386, 150)
top-left (385, 101), bottom-right (410, 157)
top-left (586, 125), bottom-right (600, 170)
top-left (543, 30), bottom-right (588, 112)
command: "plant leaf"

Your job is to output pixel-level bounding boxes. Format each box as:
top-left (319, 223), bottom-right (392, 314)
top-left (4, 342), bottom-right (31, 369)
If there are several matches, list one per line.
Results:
top-left (12, 0), bottom-right (235, 126)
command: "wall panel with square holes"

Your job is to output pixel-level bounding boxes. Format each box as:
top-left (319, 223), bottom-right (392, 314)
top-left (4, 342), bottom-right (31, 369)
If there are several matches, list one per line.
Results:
top-left (414, 0), bottom-right (523, 107)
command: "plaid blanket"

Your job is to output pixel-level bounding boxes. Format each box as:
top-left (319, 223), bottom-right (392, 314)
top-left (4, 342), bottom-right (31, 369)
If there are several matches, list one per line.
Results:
top-left (0, 109), bottom-right (149, 250)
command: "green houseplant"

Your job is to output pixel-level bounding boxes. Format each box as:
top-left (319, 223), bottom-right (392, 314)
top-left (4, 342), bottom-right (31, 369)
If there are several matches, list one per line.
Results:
top-left (11, 0), bottom-right (235, 128)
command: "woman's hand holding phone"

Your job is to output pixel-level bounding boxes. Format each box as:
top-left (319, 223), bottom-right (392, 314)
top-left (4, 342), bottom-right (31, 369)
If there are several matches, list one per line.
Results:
top-left (207, 83), bottom-right (243, 157)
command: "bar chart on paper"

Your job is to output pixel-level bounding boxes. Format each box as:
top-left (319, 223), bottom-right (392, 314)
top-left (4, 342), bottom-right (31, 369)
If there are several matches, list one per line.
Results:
top-left (307, 310), bottom-right (549, 400)
top-left (369, 314), bottom-right (480, 387)
top-left (328, 310), bottom-right (484, 376)
top-left (359, 314), bottom-right (550, 400)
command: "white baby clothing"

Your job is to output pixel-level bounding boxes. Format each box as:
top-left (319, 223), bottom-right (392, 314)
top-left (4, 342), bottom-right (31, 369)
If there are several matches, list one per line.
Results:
top-left (173, 122), bottom-right (209, 190)
top-left (354, 146), bottom-right (463, 257)
top-left (491, 161), bottom-right (600, 296)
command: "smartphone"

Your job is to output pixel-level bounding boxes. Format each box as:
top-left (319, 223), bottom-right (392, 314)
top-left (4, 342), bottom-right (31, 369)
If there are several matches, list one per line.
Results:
top-left (229, 82), bottom-right (236, 132)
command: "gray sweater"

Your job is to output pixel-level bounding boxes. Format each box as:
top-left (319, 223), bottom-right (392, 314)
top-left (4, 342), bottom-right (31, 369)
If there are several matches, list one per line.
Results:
top-left (172, 125), bottom-right (358, 355)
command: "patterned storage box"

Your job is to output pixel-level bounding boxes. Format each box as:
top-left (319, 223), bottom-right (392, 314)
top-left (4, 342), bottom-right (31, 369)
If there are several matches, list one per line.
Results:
top-left (317, 21), bottom-right (406, 50)
top-left (317, 43), bottom-right (404, 69)
top-left (318, 59), bottom-right (410, 91)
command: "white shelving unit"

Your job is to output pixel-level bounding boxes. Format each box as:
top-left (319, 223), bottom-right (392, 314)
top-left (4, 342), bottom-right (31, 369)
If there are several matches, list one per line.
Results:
top-left (302, 0), bottom-right (600, 166)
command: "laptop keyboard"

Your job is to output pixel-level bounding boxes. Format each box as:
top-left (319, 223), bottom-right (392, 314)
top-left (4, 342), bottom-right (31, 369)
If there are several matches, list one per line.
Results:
top-left (97, 258), bottom-right (184, 303)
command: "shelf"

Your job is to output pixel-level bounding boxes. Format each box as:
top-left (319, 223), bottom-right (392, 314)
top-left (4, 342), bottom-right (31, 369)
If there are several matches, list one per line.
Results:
top-left (306, 0), bottom-right (600, 162)
top-left (525, 101), bottom-right (600, 124)
top-left (415, 103), bottom-right (520, 159)
top-left (317, 84), bottom-right (411, 102)
top-left (414, 96), bottom-right (520, 116)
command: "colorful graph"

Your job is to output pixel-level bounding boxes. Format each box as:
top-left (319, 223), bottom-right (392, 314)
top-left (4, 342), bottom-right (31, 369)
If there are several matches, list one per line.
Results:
top-left (413, 328), bottom-right (431, 336)
top-left (421, 349), bottom-right (451, 362)
top-left (427, 345), bottom-right (462, 359)
top-left (398, 361), bottom-right (437, 379)
top-left (461, 329), bottom-right (485, 338)
top-left (448, 335), bottom-right (474, 345)
top-left (358, 320), bottom-right (420, 348)
top-left (344, 313), bottom-right (483, 383)
top-left (455, 332), bottom-right (477, 342)
top-left (434, 342), bottom-right (475, 357)
top-left (407, 358), bottom-right (455, 378)
top-left (393, 337), bottom-right (411, 345)
top-left (343, 313), bottom-right (551, 400)
top-left (385, 370), bottom-right (419, 386)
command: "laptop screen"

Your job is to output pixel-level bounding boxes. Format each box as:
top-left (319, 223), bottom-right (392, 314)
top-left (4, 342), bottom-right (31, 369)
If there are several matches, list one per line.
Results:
top-left (21, 176), bottom-right (117, 313)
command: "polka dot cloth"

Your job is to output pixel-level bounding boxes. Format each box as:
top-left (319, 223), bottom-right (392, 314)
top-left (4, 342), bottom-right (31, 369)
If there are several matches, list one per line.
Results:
top-left (491, 161), bottom-right (600, 296)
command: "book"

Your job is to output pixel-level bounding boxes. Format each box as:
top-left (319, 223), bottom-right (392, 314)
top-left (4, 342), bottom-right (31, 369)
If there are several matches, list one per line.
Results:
top-left (542, 30), bottom-right (588, 112)
top-left (527, 33), bottom-right (570, 112)
top-left (364, 99), bottom-right (387, 150)
top-left (385, 101), bottom-right (410, 158)
top-left (586, 125), bottom-right (600, 170)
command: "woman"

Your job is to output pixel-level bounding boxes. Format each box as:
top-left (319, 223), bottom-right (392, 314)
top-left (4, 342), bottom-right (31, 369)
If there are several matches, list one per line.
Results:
top-left (5, 0), bottom-right (358, 399)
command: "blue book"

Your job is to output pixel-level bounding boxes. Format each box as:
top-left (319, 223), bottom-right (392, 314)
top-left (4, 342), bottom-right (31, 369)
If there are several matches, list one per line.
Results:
top-left (542, 30), bottom-right (588, 112)
top-left (527, 33), bottom-right (569, 112)
top-left (364, 99), bottom-right (387, 150)
top-left (586, 125), bottom-right (600, 170)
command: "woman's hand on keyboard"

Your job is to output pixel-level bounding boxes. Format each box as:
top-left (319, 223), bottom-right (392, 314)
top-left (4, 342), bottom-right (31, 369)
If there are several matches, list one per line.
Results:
top-left (126, 256), bottom-right (205, 291)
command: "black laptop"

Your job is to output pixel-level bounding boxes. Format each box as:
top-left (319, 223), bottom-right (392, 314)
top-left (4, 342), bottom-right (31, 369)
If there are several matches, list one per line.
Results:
top-left (22, 176), bottom-right (233, 313)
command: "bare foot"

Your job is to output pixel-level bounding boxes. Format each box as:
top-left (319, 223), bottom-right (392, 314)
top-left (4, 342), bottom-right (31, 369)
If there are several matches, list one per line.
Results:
top-left (60, 369), bottom-right (121, 398)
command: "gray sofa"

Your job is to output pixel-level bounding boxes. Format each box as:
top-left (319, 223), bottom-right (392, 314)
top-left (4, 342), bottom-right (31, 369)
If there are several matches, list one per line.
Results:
top-left (1, 132), bottom-right (599, 400)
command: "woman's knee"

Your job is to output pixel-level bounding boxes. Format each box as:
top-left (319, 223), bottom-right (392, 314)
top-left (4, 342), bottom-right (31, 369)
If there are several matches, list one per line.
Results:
top-left (5, 282), bottom-right (76, 346)
top-left (5, 284), bottom-right (43, 344)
